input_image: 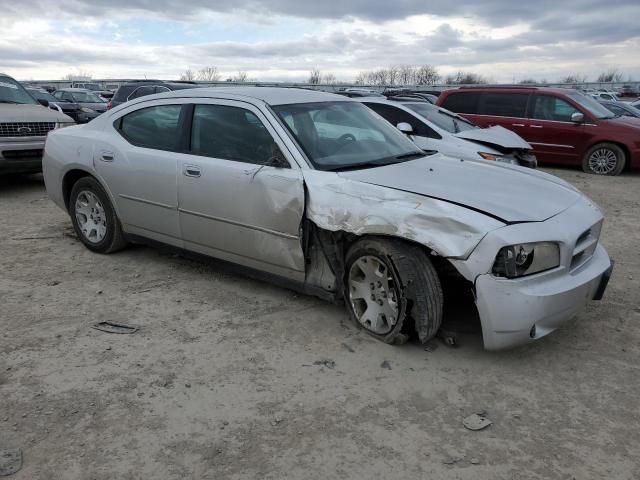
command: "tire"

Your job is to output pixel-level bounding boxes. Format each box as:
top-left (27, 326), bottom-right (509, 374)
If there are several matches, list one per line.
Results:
top-left (344, 237), bottom-right (443, 345)
top-left (582, 143), bottom-right (626, 176)
top-left (69, 176), bottom-right (127, 253)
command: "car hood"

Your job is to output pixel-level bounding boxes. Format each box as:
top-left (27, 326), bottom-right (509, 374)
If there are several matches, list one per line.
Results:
top-left (338, 153), bottom-right (581, 223)
top-left (0, 103), bottom-right (73, 123)
top-left (453, 125), bottom-right (531, 150)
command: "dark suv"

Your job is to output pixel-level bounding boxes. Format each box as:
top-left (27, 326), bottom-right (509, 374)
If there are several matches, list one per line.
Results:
top-left (437, 86), bottom-right (640, 175)
top-left (108, 81), bottom-right (200, 109)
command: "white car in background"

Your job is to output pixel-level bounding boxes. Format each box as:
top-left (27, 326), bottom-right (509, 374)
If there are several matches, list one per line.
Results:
top-left (357, 97), bottom-right (537, 168)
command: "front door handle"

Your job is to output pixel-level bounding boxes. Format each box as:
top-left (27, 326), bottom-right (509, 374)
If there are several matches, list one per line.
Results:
top-left (100, 151), bottom-right (115, 162)
top-left (530, 125), bottom-right (543, 129)
top-left (183, 165), bottom-right (201, 178)
top-left (512, 123), bottom-right (525, 127)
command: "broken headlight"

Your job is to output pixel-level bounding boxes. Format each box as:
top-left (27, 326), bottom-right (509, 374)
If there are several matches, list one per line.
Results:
top-left (478, 152), bottom-right (518, 165)
top-left (492, 242), bottom-right (560, 278)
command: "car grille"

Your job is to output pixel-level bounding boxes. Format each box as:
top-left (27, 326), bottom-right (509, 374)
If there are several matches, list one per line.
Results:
top-left (570, 221), bottom-right (602, 270)
top-left (0, 122), bottom-right (56, 138)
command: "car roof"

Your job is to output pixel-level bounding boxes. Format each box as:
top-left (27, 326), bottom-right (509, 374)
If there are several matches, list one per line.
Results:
top-left (57, 88), bottom-right (94, 92)
top-left (446, 86), bottom-right (576, 95)
top-left (148, 87), bottom-right (351, 106)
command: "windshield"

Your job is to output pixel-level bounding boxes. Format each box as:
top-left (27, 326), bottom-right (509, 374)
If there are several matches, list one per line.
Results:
top-left (72, 91), bottom-right (105, 103)
top-left (0, 76), bottom-right (38, 105)
top-left (272, 101), bottom-right (425, 171)
top-left (27, 89), bottom-right (57, 103)
top-left (403, 102), bottom-right (477, 133)
top-left (567, 91), bottom-right (615, 119)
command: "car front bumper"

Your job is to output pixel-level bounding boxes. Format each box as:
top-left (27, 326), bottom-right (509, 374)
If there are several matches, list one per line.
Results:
top-left (474, 244), bottom-right (612, 350)
top-left (0, 138), bottom-right (45, 174)
top-left (450, 196), bottom-right (612, 350)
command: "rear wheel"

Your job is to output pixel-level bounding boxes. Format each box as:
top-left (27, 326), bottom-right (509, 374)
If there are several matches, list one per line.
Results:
top-left (582, 143), bottom-right (625, 175)
top-left (69, 177), bottom-right (127, 253)
top-left (344, 237), bottom-right (443, 344)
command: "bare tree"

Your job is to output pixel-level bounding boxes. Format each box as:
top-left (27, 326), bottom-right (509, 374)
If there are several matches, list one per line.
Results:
top-left (519, 78), bottom-right (537, 84)
top-left (354, 72), bottom-right (367, 85)
top-left (415, 65), bottom-right (440, 85)
top-left (322, 73), bottom-right (337, 84)
top-left (308, 68), bottom-right (322, 84)
top-left (387, 66), bottom-right (399, 86)
top-left (559, 74), bottom-right (587, 84)
top-left (61, 70), bottom-right (92, 81)
top-left (596, 68), bottom-right (624, 83)
top-left (197, 66), bottom-right (220, 82)
top-left (445, 71), bottom-right (487, 85)
top-left (233, 71), bottom-right (248, 82)
top-left (397, 65), bottom-right (416, 85)
top-left (180, 69), bottom-right (196, 81)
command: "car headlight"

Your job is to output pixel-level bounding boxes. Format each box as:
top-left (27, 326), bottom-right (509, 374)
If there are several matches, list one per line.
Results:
top-left (54, 122), bottom-right (75, 129)
top-left (492, 242), bottom-right (560, 278)
top-left (80, 107), bottom-right (95, 113)
top-left (478, 152), bottom-right (518, 164)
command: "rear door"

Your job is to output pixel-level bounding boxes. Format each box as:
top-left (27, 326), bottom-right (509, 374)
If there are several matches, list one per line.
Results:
top-left (93, 101), bottom-right (186, 246)
top-left (177, 100), bottom-right (306, 281)
top-left (476, 92), bottom-right (531, 139)
top-left (526, 94), bottom-right (588, 165)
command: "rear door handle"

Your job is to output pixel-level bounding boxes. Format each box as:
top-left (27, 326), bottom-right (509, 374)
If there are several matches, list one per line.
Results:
top-left (530, 125), bottom-right (543, 129)
top-left (100, 151), bottom-right (114, 162)
top-left (183, 165), bottom-right (201, 178)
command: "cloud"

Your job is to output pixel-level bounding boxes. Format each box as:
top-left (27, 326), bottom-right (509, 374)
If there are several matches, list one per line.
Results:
top-left (1, 1), bottom-right (639, 82)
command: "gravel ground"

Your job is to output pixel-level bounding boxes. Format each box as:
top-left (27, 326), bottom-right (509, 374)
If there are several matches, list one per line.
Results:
top-left (1, 167), bottom-right (639, 479)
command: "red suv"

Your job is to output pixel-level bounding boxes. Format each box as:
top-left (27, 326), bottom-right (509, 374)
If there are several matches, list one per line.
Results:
top-left (437, 86), bottom-right (640, 175)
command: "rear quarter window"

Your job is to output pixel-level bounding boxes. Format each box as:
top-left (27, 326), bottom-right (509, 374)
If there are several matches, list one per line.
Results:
top-left (116, 105), bottom-right (183, 152)
top-left (478, 93), bottom-right (529, 118)
top-left (440, 92), bottom-right (481, 114)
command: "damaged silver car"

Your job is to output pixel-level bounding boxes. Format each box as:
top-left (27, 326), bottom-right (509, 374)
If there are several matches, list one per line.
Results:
top-left (42, 87), bottom-right (613, 350)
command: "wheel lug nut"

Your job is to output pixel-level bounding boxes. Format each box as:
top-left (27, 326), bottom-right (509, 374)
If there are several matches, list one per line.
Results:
top-left (377, 281), bottom-right (382, 288)
top-left (377, 300), bottom-right (383, 306)
top-left (370, 283), bottom-right (374, 289)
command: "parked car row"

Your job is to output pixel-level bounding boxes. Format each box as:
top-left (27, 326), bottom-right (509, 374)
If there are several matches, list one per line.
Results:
top-left (42, 87), bottom-right (613, 351)
top-left (437, 86), bottom-right (640, 175)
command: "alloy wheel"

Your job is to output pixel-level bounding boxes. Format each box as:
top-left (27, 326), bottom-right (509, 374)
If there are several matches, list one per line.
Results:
top-left (588, 148), bottom-right (618, 175)
top-left (74, 190), bottom-right (107, 243)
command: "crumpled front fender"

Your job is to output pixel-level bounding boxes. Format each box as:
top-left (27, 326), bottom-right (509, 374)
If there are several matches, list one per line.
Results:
top-left (303, 171), bottom-right (504, 259)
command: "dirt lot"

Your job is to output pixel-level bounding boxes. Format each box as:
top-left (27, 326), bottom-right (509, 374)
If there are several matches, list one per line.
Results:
top-left (1, 167), bottom-right (639, 479)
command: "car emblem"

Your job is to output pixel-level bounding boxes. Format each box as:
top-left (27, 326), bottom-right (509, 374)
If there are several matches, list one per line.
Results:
top-left (17, 126), bottom-right (32, 134)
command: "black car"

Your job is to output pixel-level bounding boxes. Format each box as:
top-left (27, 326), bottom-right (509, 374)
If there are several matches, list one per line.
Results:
top-left (108, 80), bottom-right (201, 109)
top-left (619, 85), bottom-right (639, 97)
top-left (26, 88), bottom-right (99, 124)
top-left (599, 100), bottom-right (640, 118)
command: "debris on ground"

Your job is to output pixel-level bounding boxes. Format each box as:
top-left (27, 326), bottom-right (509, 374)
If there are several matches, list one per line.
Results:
top-left (91, 322), bottom-right (139, 334)
top-left (312, 359), bottom-right (335, 369)
top-left (341, 343), bottom-right (355, 353)
top-left (463, 412), bottom-right (492, 431)
top-left (424, 340), bottom-right (438, 352)
top-left (380, 360), bottom-right (392, 370)
top-left (437, 329), bottom-right (458, 348)
top-left (0, 448), bottom-right (22, 476)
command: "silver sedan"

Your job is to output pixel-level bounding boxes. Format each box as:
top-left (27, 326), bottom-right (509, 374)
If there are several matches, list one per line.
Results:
top-left (42, 87), bottom-right (613, 350)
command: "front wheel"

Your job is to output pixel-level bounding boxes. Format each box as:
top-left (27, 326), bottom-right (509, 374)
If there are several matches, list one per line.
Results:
top-left (582, 143), bottom-right (626, 175)
top-left (69, 176), bottom-right (127, 253)
top-left (344, 238), bottom-right (443, 344)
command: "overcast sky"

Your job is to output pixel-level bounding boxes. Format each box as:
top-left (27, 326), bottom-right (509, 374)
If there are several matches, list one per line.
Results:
top-left (2, 1), bottom-right (639, 82)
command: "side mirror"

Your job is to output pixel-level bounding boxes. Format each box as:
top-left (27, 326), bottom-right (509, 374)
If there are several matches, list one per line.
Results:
top-left (570, 112), bottom-right (585, 123)
top-left (37, 99), bottom-right (49, 107)
top-left (396, 122), bottom-right (414, 134)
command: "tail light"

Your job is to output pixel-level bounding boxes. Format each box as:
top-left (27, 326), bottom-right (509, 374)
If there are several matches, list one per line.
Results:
top-left (106, 101), bottom-right (112, 110)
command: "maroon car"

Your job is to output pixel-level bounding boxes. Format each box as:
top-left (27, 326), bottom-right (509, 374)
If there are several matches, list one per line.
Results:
top-left (437, 86), bottom-right (640, 175)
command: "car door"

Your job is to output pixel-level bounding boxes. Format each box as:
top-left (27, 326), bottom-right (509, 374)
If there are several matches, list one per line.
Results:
top-left (177, 100), bottom-right (306, 281)
top-left (363, 102), bottom-right (443, 151)
top-left (476, 92), bottom-right (531, 140)
top-left (93, 100), bottom-right (186, 246)
top-left (526, 95), bottom-right (589, 165)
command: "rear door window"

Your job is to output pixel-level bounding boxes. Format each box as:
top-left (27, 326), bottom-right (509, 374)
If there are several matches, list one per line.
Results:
top-left (440, 92), bottom-right (481, 114)
top-left (365, 103), bottom-right (441, 139)
top-left (128, 86), bottom-right (156, 100)
top-left (117, 105), bottom-right (183, 151)
top-left (531, 95), bottom-right (580, 122)
top-left (478, 93), bottom-right (529, 118)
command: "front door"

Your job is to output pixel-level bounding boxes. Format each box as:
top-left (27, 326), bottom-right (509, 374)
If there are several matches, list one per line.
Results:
top-left (177, 101), bottom-right (306, 281)
top-left (93, 101), bottom-right (185, 246)
top-left (526, 95), bottom-right (588, 165)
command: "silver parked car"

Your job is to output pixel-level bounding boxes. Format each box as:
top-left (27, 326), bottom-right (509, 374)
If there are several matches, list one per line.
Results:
top-left (43, 87), bottom-right (613, 350)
